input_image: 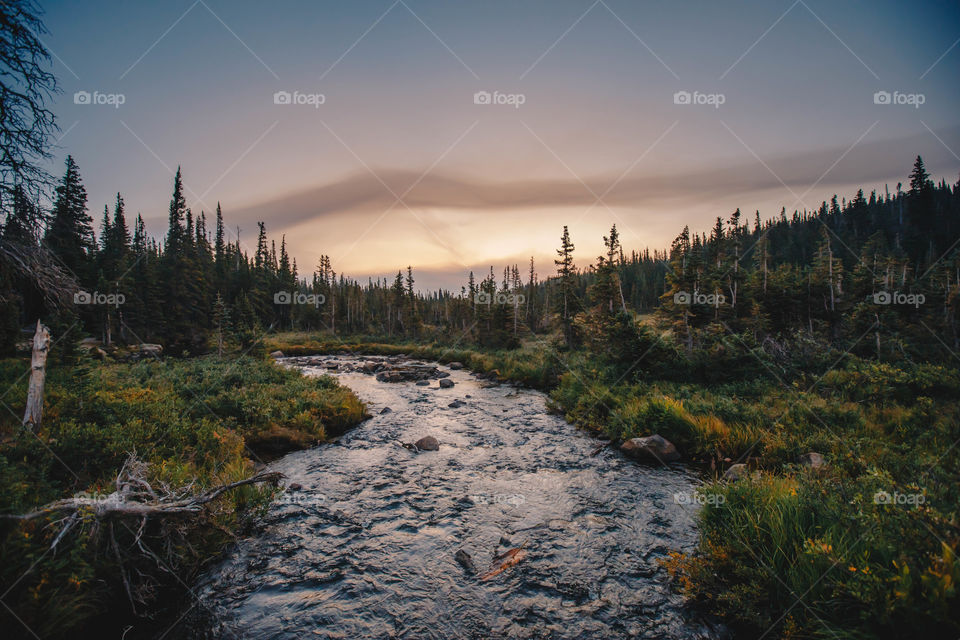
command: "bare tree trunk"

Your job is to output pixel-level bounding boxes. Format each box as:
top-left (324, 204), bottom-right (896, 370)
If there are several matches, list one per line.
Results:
top-left (22, 320), bottom-right (50, 431)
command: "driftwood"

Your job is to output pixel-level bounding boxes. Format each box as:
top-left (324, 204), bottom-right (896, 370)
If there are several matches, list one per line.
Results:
top-left (1, 455), bottom-right (283, 527)
top-left (21, 320), bottom-right (50, 430)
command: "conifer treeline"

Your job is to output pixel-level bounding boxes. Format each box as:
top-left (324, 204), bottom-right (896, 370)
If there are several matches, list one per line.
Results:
top-left (1, 155), bottom-right (957, 360)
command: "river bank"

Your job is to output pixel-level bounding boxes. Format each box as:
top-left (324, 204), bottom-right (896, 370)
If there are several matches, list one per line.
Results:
top-left (0, 353), bottom-right (367, 639)
top-left (262, 334), bottom-right (960, 638)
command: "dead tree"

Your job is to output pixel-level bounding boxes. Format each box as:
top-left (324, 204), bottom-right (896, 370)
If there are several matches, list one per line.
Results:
top-left (22, 319), bottom-right (49, 430)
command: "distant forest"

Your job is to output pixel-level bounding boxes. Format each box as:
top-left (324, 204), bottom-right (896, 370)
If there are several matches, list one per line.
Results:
top-left (2, 154), bottom-right (958, 362)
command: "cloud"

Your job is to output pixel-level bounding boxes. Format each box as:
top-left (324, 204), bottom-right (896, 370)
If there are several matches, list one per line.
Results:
top-left (229, 127), bottom-right (960, 231)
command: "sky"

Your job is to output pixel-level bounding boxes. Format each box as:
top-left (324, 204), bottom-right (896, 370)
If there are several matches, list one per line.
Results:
top-left (39, 0), bottom-right (960, 291)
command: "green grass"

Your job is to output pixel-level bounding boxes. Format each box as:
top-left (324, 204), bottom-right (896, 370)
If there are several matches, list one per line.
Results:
top-left (267, 330), bottom-right (960, 638)
top-left (0, 352), bottom-right (367, 638)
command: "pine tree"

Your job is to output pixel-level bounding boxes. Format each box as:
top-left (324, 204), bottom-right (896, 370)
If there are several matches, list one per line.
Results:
top-left (44, 155), bottom-right (93, 283)
top-left (554, 225), bottom-right (576, 347)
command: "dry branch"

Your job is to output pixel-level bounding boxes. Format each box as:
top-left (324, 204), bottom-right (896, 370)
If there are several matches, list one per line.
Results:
top-left (1, 455), bottom-right (283, 525)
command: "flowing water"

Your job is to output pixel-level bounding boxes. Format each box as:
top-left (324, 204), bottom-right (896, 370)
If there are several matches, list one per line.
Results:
top-left (188, 356), bottom-right (723, 639)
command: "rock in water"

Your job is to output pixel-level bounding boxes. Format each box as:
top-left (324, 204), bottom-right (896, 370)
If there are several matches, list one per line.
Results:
top-left (416, 380), bottom-right (430, 386)
top-left (269, 350), bottom-right (284, 358)
top-left (379, 407), bottom-right (392, 415)
top-left (448, 400), bottom-right (465, 409)
top-left (414, 436), bottom-right (439, 451)
top-left (439, 379), bottom-right (455, 389)
top-left (448, 362), bottom-right (464, 370)
top-left (455, 549), bottom-right (476, 574)
top-left (620, 435), bottom-right (681, 463)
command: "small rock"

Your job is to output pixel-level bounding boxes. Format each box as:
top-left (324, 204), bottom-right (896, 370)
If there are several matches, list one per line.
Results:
top-left (499, 536), bottom-right (512, 547)
top-left (269, 350), bottom-right (284, 358)
top-left (448, 400), bottom-right (465, 409)
top-left (798, 452), bottom-right (825, 469)
top-left (288, 482), bottom-right (303, 491)
top-left (439, 379), bottom-right (455, 389)
top-left (92, 347), bottom-right (108, 360)
top-left (722, 463), bottom-right (748, 481)
top-left (416, 380), bottom-right (430, 386)
top-left (455, 549), bottom-right (476, 574)
top-left (465, 394), bottom-right (472, 399)
top-left (413, 436), bottom-right (439, 451)
top-left (379, 407), bottom-right (392, 415)
top-left (620, 435), bottom-right (681, 463)
top-left (448, 362), bottom-right (464, 370)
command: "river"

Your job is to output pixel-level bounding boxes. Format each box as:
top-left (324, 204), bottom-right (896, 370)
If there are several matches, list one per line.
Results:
top-left (187, 355), bottom-right (723, 639)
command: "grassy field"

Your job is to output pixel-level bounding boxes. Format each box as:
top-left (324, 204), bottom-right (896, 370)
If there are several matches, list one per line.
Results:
top-left (0, 352), bottom-right (367, 638)
top-left (266, 330), bottom-right (960, 639)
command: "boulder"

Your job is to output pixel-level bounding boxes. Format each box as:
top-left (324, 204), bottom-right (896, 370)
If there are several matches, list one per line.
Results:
top-left (413, 436), bottom-right (439, 451)
top-left (439, 379), bottom-right (455, 389)
top-left (269, 350), bottom-right (284, 358)
top-left (798, 452), bottom-right (825, 469)
top-left (139, 343), bottom-right (163, 357)
top-left (620, 435), bottom-right (681, 463)
top-left (448, 362), bottom-right (464, 370)
top-left (722, 463), bottom-right (748, 481)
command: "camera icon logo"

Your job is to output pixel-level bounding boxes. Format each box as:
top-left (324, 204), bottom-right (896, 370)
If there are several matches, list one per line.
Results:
top-left (873, 490), bottom-right (892, 504)
top-left (74, 290), bottom-right (92, 304)
top-left (74, 91), bottom-right (92, 105)
top-left (673, 90), bottom-right (691, 105)
top-left (873, 291), bottom-right (891, 305)
top-left (474, 291), bottom-right (492, 304)
top-left (273, 291), bottom-right (292, 304)
top-left (873, 91), bottom-right (891, 105)
top-left (673, 291), bottom-right (691, 305)
top-left (273, 91), bottom-right (292, 105)
top-left (473, 91), bottom-right (491, 105)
